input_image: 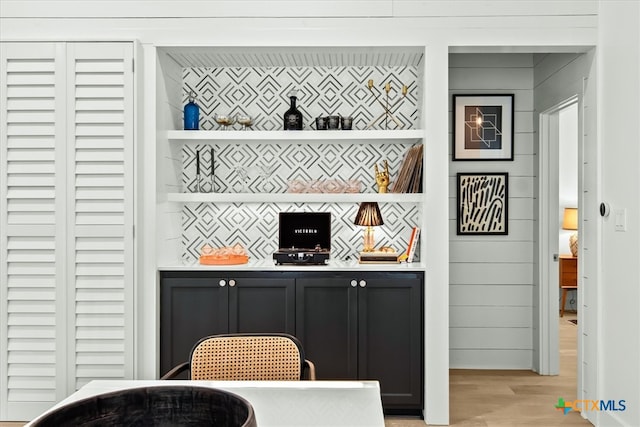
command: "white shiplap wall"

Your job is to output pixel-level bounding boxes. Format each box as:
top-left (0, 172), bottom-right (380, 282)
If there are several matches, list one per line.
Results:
top-left (449, 53), bottom-right (535, 369)
top-left (531, 52), bottom-right (594, 379)
top-left (532, 50), bottom-right (596, 418)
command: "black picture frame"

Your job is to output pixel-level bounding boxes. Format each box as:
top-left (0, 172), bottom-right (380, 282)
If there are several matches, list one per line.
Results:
top-left (452, 94), bottom-right (514, 161)
top-left (456, 172), bottom-right (508, 235)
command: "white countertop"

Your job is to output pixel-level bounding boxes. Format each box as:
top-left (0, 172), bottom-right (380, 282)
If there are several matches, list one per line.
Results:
top-left (158, 258), bottom-right (425, 271)
top-left (27, 380), bottom-right (386, 427)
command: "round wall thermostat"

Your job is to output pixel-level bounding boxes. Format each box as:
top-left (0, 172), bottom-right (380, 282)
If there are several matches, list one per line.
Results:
top-left (600, 202), bottom-right (610, 217)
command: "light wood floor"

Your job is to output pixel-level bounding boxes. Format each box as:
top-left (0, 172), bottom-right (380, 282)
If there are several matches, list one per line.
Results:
top-left (0, 314), bottom-right (589, 427)
top-left (386, 313), bottom-right (591, 426)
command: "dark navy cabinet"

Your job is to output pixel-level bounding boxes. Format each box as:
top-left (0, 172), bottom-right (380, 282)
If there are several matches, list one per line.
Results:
top-left (160, 271), bottom-right (295, 377)
top-left (357, 274), bottom-right (423, 412)
top-left (296, 272), bottom-right (423, 413)
top-left (159, 270), bottom-right (423, 413)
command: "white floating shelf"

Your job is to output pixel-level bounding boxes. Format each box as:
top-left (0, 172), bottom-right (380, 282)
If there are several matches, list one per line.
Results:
top-left (166, 192), bottom-right (424, 204)
top-left (166, 129), bottom-right (423, 144)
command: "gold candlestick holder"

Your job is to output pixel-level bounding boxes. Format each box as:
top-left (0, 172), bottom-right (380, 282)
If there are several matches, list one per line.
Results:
top-left (366, 79), bottom-right (409, 130)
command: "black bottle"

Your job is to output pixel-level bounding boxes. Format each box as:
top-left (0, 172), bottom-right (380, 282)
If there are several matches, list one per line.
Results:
top-left (283, 90), bottom-right (303, 130)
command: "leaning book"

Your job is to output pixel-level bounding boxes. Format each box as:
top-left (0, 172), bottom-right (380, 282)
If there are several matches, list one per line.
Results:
top-left (406, 227), bottom-right (420, 263)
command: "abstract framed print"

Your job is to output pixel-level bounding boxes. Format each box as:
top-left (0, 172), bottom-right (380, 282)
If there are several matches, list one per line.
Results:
top-left (456, 172), bottom-right (508, 235)
top-left (453, 94), bottom-right (514, 161)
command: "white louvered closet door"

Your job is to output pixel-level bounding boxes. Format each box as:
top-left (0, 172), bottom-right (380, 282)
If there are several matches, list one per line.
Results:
top-left (0, 42), bottom-right (134, 421)
top-left (65, 43), bottom-right (134, 393)
top-left (1, 42), bottom-right (67, 420)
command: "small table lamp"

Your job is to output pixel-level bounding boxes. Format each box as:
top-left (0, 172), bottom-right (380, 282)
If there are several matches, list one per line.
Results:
top-left (562, 207), bottom-right (578, 257)
top-left (354, 202), bottom-right (384, 252)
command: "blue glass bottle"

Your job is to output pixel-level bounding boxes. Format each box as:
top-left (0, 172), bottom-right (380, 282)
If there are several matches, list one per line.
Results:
top-left (184, 91), bottom-right (200, 130)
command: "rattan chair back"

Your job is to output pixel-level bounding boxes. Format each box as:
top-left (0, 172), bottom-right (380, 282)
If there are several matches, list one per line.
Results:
top-left (190, 334), bottom-right (307, 381)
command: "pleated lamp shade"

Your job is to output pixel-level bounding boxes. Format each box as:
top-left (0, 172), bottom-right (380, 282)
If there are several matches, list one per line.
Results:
top-left (353, 202), bottom-right (384, 227)
top-left (354, 202), bottom-right (383, 252)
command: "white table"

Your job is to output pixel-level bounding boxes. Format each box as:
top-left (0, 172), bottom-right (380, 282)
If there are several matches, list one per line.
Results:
top-left (27, 380), bottom-right (385, 427)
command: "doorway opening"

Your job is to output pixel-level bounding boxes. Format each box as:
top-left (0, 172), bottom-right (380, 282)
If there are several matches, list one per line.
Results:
top-left (538, 96), bottom-right (580, 386)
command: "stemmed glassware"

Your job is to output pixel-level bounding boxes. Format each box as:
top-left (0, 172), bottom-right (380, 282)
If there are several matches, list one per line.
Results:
top-left (212, 113), bottom-right (253, 130)
top-left (236, 115), bottom-right (253, 130)
top-left (257, 162), bottom-right (274, 192)
top-left (233, 165), bottom-right (249, 192)
top-left (214, 113), bottom-right (236, 130)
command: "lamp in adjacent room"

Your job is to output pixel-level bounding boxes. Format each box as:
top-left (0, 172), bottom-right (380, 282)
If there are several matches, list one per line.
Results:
top-left (354, 202), bottom-right (384, 252)
top-left (562, 207), bottom-right (578, 257)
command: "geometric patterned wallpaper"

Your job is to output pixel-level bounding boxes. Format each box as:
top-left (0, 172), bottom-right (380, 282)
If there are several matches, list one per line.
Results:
top-left (183, 65), bottom-right (420, 131)
top-left (180, 141), bottom-right (422, 262)
top-left (180, 65), bottom-right (422, 263)
top-left (182, 142), bottom-right (416, 194)
top-left (182, 202), bottom-right (421, 264)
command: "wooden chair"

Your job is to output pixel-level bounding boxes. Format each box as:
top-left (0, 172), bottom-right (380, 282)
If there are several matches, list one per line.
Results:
top-left (161, 333), bottom-right (316, 381)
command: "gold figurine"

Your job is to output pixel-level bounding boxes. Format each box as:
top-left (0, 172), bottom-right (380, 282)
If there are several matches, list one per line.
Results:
top-left (374, 160), bottom-right (390, 193)
top-left (366, 79), bottom-right (410, 130)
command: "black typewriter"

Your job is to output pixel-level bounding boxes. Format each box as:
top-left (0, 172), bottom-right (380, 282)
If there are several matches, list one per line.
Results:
top-left (273, 212), bottom-right (331, 265)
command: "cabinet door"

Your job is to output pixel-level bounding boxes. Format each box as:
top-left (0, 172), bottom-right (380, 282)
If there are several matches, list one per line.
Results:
top-left (296, 276), bottom-right (358, 379)
top-left (358, 273), bottom-right (423, 411)
top-left (159, 275), bottom-right (228, 377)
top-left (229, 276), bottom-right (295, 334)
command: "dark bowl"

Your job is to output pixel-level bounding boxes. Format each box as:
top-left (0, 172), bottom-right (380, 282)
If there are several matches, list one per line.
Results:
top-left (31, 385), bottom-right (257, 427)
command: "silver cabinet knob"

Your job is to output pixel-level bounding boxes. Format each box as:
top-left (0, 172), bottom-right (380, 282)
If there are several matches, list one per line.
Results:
top-left (229, 279), bottom-right (236, 287)
top-left (219, 279), bottom-right (226, 287)
top-left (359, 280), bottom-right (366, 287)
top-left (350, 280), bottom-right (358, 287)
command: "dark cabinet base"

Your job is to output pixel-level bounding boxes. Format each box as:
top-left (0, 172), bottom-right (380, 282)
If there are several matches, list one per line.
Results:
top-left (358, 274), bottom-right (423, 411)
top-left (296, 272), bottom-right (423, 412)
top-left (160, 271), bottom-right (295, 377)
top-left (160, 270), bottom-right (423, 413)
